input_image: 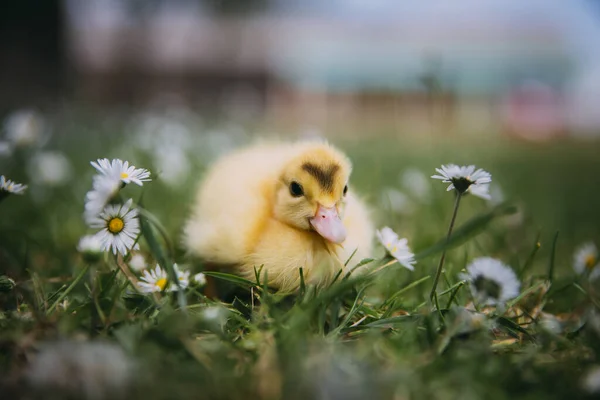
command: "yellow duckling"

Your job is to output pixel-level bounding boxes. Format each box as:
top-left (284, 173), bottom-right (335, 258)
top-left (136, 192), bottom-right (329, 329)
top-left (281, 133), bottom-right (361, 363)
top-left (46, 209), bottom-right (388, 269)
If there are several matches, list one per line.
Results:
top-left (184, 141), bottom-right (374, 292)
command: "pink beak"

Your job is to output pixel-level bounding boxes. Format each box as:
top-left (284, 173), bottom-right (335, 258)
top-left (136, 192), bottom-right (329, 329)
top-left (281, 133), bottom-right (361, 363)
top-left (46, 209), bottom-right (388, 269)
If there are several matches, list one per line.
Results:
top-left (309, 204), bottom-right (347, 244)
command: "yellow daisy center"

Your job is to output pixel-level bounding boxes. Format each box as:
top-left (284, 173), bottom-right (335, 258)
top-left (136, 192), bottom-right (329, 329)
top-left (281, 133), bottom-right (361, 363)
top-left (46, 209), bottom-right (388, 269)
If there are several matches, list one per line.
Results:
top-left (156, 278), bottom-right (168, 291)
top-left (120, 172), bottom-right (129, 179)
top-left (108, 217), bottom-right (125, 234)
top-left (585, 255), bottom-right (597, 270)
top-left (392, 246), bottom-right (398, 253)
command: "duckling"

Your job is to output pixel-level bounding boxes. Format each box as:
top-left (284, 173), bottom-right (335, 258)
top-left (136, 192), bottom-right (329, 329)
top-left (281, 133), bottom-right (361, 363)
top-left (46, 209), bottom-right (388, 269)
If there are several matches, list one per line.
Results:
top-left (184, 141), bottom-right (374, 292)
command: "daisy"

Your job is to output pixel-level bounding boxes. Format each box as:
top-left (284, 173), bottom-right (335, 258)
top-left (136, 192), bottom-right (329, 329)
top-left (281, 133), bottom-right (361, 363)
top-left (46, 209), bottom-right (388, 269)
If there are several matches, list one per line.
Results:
top-left (380, 188), bottom-right (412, 214)
top-left (460, 257), bottom-right (520, 305)
top-left (83, 174), bottom-right (121, 223)
top-left (376, 226), bottom-right (416, 270)
top-left (138, 265), bottom-right (169, 293)
top-left (0, 175), bottom-right (27, 196)
top-left (193, 272), bottom-right (207, 287)
top-left (89, 199), bottom-right (140, 256)
top-left (128, 253), bottom-right (147, 272)
top-left (91, 158), bottom-right (151, 186)
top-left (431, 164), bottom-right (492, 198)
top-left (400, 168), bottom-right (431, 201)
top-left (4, 109), bottom-right (45, 147)
top-left (168, 264), bottom-right (190, 291)
top-left (77, 234), bottom-right (103, 254)
top-left (77, 234), bottom-right (104, 263)
top-left (573, 242), bottom-right (600, 279)
top-left (28, 151), bottom-right (72, 187)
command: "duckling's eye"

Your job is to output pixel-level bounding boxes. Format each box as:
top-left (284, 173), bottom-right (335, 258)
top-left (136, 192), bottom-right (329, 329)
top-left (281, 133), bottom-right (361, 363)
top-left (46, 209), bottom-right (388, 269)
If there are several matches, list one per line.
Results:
top-left (343, 185), bottom-right (348, 196)
top-left (290, 181), bottom-right (304, 197)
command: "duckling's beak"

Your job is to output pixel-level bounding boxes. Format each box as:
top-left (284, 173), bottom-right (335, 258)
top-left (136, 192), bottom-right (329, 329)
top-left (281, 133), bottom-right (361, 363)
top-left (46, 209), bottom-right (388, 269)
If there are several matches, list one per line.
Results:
top-left (310, 205), bottom-right (347, 244)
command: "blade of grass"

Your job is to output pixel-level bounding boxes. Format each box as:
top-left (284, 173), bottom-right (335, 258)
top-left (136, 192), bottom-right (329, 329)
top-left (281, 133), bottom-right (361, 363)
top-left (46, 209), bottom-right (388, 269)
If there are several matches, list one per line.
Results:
top-left (519, 232), bottom-right (541, 278)
top-left (547, 231), bottom-right (559, 282)
top-left (46, 265), bottom-right (90, 315)
top-left (203, 271), bottom-right (257, 288)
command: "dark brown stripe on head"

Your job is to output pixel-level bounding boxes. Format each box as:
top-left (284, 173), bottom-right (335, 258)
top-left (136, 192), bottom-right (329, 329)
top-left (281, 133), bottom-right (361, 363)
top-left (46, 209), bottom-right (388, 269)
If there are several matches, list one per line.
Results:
top-left (301, 163), bottom-right (340, 192)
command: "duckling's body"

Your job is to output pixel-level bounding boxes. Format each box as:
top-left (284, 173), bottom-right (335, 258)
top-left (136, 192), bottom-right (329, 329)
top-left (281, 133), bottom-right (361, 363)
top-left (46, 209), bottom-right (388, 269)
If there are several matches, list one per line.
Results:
top-left (184, 141), bottom-right (373, 292)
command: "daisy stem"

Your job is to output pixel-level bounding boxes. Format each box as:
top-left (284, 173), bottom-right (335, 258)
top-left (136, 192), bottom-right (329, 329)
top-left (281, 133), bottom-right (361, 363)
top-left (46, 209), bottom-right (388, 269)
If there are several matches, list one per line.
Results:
top-left (115, 255), bottom-right (139, 288)
top-left (430, 192), bottom-right (462, 302)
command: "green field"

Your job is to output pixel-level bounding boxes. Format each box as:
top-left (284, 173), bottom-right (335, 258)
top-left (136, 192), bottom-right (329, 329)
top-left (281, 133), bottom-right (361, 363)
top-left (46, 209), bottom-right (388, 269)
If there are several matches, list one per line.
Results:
top-left (2, 110), bottom-right (600, 399)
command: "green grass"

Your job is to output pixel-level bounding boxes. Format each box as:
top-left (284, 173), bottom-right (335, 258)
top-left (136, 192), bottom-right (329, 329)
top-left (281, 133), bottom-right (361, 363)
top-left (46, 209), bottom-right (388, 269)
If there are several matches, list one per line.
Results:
top-left (2, 110), bottom-right (600, 399)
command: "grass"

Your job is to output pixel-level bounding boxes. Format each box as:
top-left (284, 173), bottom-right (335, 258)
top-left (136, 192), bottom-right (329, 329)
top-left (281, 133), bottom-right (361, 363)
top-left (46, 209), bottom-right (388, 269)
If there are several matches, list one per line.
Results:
top-left (1, 109), bottom-right (600, 399)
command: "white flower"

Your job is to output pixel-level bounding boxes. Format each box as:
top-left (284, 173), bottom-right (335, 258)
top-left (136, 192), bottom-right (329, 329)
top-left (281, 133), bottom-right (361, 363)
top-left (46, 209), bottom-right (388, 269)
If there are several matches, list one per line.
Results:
top-left (431, 164), bottom-right (492, 198)
top-left (0, 175), bottom-right (27, 195)
top-left (375, 227), bottom-right (416, 270)
top-left (168, 264), bottom-right (190, 291)
top-left (193, 272), bottom-right (207, 286)
top-left (573, 242), bottom-right (600, 279)
top-left (0, 141), bottom-right (11, 157)
top-left (4, 109), bottom-right (45, 147)
top-left (539, 313), bottom-right (562, 335)
top-left (401, 168), bottom-right (431, 201)
top-left (460, 257), bottom-right (520, 305)
top-left (91, 158), bottom-right (151, 186)
top-left (202, 306), bottom-right (225, 322)
top-left (89, 199), bottom-right (140, 256)
top-left (380, 188), bottom-right (412, 214)
top-left (128, 253), bottom-right (147, 272)
top-left (138, 265), bottom-right (169, 293)
top-left (84, 174), bottom-right (121, 223)
top-left (77, 234), bottom-right (103, 254)
top-left (154, 145), bottom-right (190, 187)
top-left (28, 151), bottom-right (72, 186)
top-left (468, 182), bottom-right (492, 200)
top-left (583, 366), bottom-right (600, 393)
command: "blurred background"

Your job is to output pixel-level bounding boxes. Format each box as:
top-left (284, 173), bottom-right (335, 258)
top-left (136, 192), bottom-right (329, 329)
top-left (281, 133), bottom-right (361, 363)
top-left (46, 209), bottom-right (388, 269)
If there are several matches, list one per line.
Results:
top-left (3, 0), bottom-right (600, 138)
top-left (2, 0), bottom-right (600, 273)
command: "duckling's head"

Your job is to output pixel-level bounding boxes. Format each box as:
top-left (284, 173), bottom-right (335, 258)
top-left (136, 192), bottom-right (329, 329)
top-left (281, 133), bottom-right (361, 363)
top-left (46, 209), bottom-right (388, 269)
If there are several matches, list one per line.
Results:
top-left (274, 143), bottom-right (352, 244)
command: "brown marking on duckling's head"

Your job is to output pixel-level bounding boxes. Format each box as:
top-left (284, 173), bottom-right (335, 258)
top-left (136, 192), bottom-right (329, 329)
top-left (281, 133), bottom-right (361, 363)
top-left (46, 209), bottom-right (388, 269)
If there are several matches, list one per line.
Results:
top-left (301, 162), bottom-right (340, 194)
top-left (274, 142), bottom-right (352, 244)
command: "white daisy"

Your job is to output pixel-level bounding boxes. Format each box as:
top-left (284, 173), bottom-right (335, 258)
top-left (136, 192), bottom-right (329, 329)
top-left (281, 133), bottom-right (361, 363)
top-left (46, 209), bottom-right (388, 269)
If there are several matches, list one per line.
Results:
top-left (375, 226), bottom-right (416, 270)
top-left (138, 265), bottom-right (169, 293)
top-left (77, 234), bottom-right (103, 263)
top-left (4, 109), bottom-right (45, 147)
top-left (400, 168), bottom-right (431, 201)
top-left (460, 257), bottom-right (520, 305)
top-left (573, 242), bottom-right (600, 280)
top-left (431, 164), bottom-right (492, 198)
top-left (380, 188), bottom-right (412, 214)
top-left (89, 199), bottom-right (140, 256)
top-left (0, 175), bottom-right (27, 196)
top-left (91, 158), bottom-right (151, 186)
top-left (168, 264), bottom-right (190, 291)
top-left (154, 145), bottom-right (191, 187)
top-left (28, 151), bottom-right (72, 187)
top-left (77, 234), bottom-right (103, 254)
top-left (0, 141), bottom-right (12, 157)
top-left (193, 272), bottom-right (207, 287)
top-left (128, 253), bottom-right (147, 272)
top-left (84, 174), bottom-right (121, 223)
